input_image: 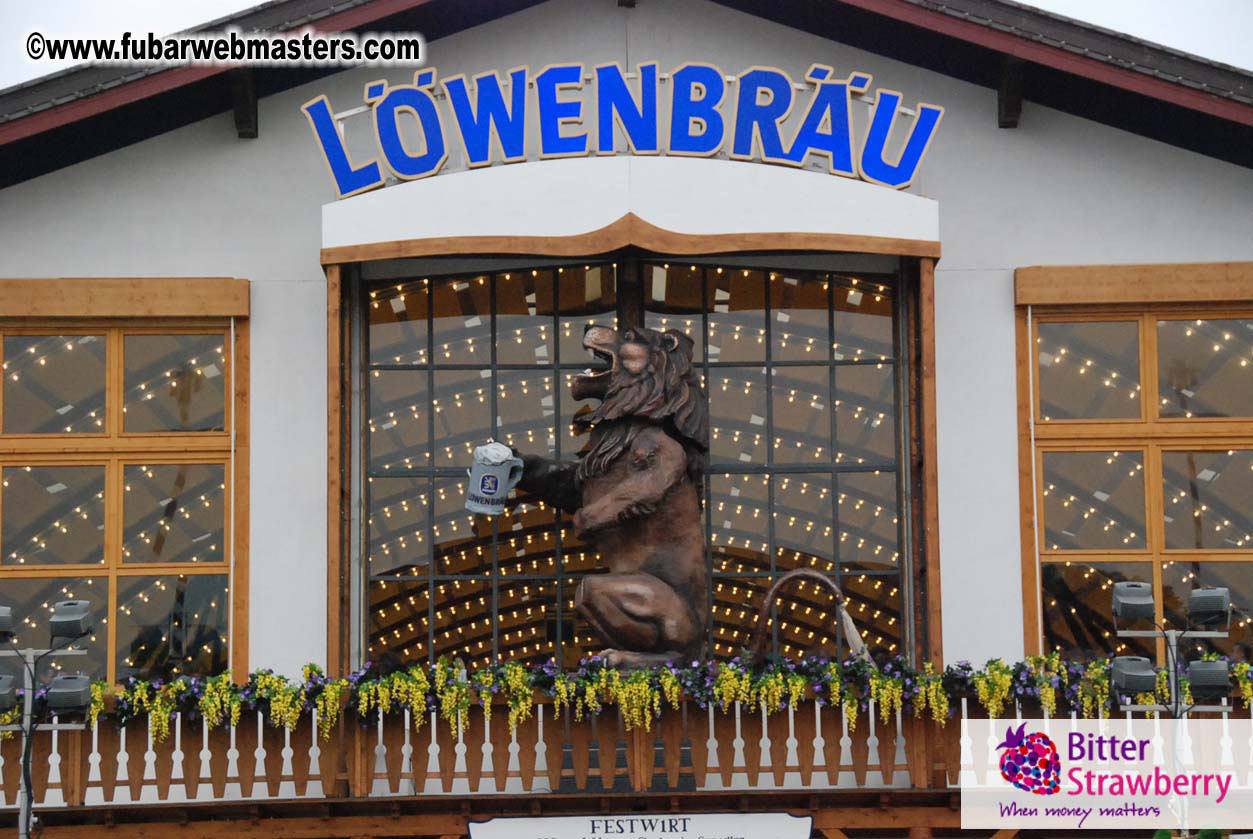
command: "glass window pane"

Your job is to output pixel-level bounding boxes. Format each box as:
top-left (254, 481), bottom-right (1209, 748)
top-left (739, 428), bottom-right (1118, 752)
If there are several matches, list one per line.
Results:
top-left (645, 263), bottom-right (705, 360)
top-left (496, 579), bottom-right (557, 668)
top-left (774, 474), bottom-right (833, 572)
top-left (367, 577), bottom-right (429, 665)
top-left (838, 471), bottom-right (900, 572)
top-left (1037, 321), bottom-right (1140, 421)
top-left (833, 276), bottom-right (895, 362)
top-left (772, 366), bottom-right (830, 464)
top-left (774, 571), bottom-right (844, 661)
top-left (707, 268), bottom-right (764, 363)
top-left (115, 573), bottom-right (228, 681)
top-left (711, 575), bottom-right (772, 660)
top-left (433, 478), bottom-right (492, 575)
top-left (560, 576), bottom-right (603, 667)
top-left (1161, 449), bottom-right (1253, 550)
top-left (558, 265), bottom-right (616, 363)
top-left (368, 279), bottom-right (428, 366)
top-left (710, 474), bottom-right (770, 574)
top-left (769, 272), bottom-right (829, 362)
top-left (123, 334), bottom-right (226, 432)
top-left (433, 370), bottom-right (492, 468)
top-left (496, 371), bottom-right (555, 457)
top-left (1042, 450), bottom-right (1146, 550)
top-left (431, 275), bottom-right (491, 365)
top-left (2, 465), bottom-right (105, 566)
top-left (709, 366), bottom-right (767, 464)
top-left (1158, 318), bottom-right (1253, 418)
top-left (1162, 561), bottom-right (1253, 658)
top-left (1041, 562), bottom-right (1154, 659)
top-left (122, 463), bottom-right (224, 564)
top-left (431, 577), bottom-right (490, 662)
top-left (842, 570), bottom-right (904, 659)
top-left (560, 513), bottom-right (602, 573)
top-left (835, 363), bottom-right (897, 465)
top-left (498, 497), bottom-right (557, 577)
top-left (0, 577), bottom-right (107, 685)
top-left (3, 334), bottom-right (106, 434)
top-left (559, 369), bottom-right (595, 459)
top-left (368, 370), bottom-right (428, 473)
top-left (496, 270), bottom-right (554, 365)
top-left (367, 476), bottom-right (430, 578)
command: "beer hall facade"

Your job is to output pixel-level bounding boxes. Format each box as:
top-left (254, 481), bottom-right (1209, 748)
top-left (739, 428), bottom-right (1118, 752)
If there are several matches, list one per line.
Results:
top-left (0, 0), bottom-right (1251, 836)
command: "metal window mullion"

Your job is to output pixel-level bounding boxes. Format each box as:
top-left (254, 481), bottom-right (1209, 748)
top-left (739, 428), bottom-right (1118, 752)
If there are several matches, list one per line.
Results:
top-left (489, 273), bottom-right (500, 664)
top-left (553, 267), bottom-right (565, 666)
top-left (762, 274), bottom-right (780, 655)
top-left (891, 262), bottom-right (915, 664)
top-left (826, 274), bottom-right (844, 656)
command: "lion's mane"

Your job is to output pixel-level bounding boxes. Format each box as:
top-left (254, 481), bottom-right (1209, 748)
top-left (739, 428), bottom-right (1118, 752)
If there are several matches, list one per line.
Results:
top-left (576, 328), bottom-right (709, 484)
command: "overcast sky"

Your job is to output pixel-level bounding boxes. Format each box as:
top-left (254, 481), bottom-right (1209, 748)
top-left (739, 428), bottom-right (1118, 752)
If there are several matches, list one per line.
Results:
top-left (0, 0), bottom-right (1250, 91)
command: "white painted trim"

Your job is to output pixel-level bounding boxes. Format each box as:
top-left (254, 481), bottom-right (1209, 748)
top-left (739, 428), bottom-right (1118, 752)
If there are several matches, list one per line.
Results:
top-left (321, 156), bottom-right (939, 250)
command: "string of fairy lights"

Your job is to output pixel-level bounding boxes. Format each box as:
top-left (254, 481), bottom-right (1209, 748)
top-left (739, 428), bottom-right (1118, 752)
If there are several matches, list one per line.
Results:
top-left (0, 331), bottom-right (232, 682)
top-left (364, 261), bottom-right (907, 669)
top-left (1035, 315), bottom-right (1253, 662)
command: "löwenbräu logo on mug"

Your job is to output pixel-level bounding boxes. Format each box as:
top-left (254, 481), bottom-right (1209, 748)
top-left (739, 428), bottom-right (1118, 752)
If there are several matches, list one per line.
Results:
top-left (962, 719), bottom-right (1250, 830)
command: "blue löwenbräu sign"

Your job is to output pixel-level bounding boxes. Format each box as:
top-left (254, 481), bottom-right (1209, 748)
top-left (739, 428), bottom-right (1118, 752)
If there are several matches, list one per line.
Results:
top-left (302, 62), bottom-right (944, 198)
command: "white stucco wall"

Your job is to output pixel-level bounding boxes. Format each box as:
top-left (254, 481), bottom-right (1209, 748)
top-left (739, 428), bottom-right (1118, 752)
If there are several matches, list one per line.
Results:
top-left (0, 0), bottom-right (1251, 673)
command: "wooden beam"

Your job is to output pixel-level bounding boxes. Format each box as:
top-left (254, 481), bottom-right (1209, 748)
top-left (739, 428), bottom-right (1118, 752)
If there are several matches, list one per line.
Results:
top-left (919, 258), bottom-right (943, 665)
top-left (1015, 307), bottom-right (1041, 655)
top-left (230, 69), bottom-right (258, 140)
top-left (231, 318), bottom-right (252, 681)
top-left (0, 277), bottom-right (248, 318)
top-left (998, 55), bottom-right (1024, 129)
top-left (320, 213), bottom-right (942, 264)
top-left (326, 264), bottom-right (346, 676)
top-left (1016, 261), bottom-right (1253, 306)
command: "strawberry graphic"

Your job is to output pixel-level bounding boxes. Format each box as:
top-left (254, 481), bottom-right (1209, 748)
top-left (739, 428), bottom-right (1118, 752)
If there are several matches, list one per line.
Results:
top-left (996, 722), bottom-right (1061, 795)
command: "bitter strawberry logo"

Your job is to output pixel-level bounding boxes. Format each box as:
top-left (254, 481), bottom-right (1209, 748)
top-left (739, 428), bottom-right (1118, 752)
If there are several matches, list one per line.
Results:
top-left (997, 722), bottom-right (1061, 795)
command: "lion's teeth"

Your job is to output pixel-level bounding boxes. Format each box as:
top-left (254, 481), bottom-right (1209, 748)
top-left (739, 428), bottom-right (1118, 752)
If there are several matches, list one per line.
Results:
top-left (587, 348), bottom-right (598, 360)
top-left (584, 368), bottom-right (594, 375)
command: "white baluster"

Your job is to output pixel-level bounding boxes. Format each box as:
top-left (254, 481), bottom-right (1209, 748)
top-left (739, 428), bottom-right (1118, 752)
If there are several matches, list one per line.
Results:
top-left (782, 702), bottom-right (801, 788)
top-left (957, 697), bottom-right (975, 788)
top-left (756, 703), bottom-right (773, 789)
top-left (305, 708), bottom-right (324, 798)
top-left (865, 699), bottom-right (883, 787)
top-left (503, 714), bottom-right (523, 793)
top-left (836, 702), bottom-right (854, 787)
top-left (479, 709), bottom-right (496, 793)
top-left (112, 725), bottom-right (132, 804)
top-left (277, 723), bottom-right (296, 798)
top-left (730, 701), bottom-right (747, 787)
top-left (223, 722), bottom-right (241, 799)
top-left (84, 718), bottom-right (103, 805)
top-left (451, 710), bottom-right (469, 793)
top-left (892, 707), bottom-right (907, 789)
top-left (531, 705), bottom-right (550, 793)
top-left (423, 711), bottom-right (442, 794)
top-left (399, 709), bottom-right (415, 796)
top-left (195, 719), bottom-right (213, 801)
top-left (810, 700), bottom-right (829, 788)
top-left (702, 704), bottom-right (720, 790)
top-left (252, 711), bottom-right (268, 799)
top-left (166, 713), bottom-right (186, 803)
top-left (371, 711), bottom-right (388, 795)
top-left (44, 714), bottom-right (64, 806)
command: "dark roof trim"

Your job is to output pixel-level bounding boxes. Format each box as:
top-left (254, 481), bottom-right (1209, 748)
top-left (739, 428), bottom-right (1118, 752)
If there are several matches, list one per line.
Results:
top-left (0, 0), bottom-right (431, 146)
top-left (846, 0), bottom-right (1253, 127)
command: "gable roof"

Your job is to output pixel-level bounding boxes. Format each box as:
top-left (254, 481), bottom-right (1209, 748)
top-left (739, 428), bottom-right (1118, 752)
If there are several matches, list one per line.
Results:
top-left (0, 0), bottom-right (1249, 188)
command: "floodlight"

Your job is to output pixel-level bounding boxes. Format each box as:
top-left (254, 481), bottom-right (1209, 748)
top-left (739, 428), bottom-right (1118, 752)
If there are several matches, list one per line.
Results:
top-left (1111, 655), bottom-right (1157, 694)
top-left (0, 674), bottom-right (13, 712)
top-left (46, 674), bottom-right (92, 712)
top-left (1187, 588), bottom-right (1230, 627)
top-left (1187, 659), bottom-right (1231, 702)
top-left (48, 600), bottom-right (92, 640)
top-left (1112, 581), bottom-right (1155, 622)
top-left (0, 605), bottom-right (11, 642)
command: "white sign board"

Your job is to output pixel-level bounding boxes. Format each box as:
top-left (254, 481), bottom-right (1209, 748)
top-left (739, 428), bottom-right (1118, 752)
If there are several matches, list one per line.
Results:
top-left (469, 813), bottom-right (813, 839)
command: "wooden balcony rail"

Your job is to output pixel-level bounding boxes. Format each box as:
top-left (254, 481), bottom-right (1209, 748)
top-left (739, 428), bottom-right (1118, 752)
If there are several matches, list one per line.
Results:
top-left (0, 696), bottom-right (1070, 809)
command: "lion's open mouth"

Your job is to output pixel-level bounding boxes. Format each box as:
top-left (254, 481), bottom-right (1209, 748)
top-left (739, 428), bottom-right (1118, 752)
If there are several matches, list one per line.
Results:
top-left (572, 327), bottom-right (618, 401)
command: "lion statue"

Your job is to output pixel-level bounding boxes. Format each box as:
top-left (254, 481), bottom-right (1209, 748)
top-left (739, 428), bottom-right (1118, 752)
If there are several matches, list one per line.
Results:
top-left (513, 324), bottom-right (709, 667)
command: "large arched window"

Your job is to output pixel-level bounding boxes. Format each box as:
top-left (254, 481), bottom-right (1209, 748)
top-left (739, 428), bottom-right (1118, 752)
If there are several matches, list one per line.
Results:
top-left (355, 252), bottom-right (913, 670)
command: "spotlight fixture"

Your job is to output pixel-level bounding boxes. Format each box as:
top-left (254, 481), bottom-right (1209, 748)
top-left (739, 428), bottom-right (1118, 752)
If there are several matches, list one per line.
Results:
top-left (0, 674), bottom-right (14, 711)
top-left (1187, 587), bottom-right (1230, 627)
top-left (48, 600), bottom-right (92, 640)
top-left (0, 605), bottom-right (11, 642)
top-left (1187, 658), bottom-right (1231, 702)
top-left (46, 674), bottom-right (92, 712)
top-left (1111, 581), bottom-right (1154, 622)
top-left (1111, 655), bottom-right (1157, 694)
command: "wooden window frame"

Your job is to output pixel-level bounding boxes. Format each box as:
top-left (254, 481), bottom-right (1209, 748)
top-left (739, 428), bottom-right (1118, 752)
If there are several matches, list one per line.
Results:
top-left (0, 277), bottom-right (249, 682)
top-left (326, 250), bottom-right (944, 675)
top-left (1015, 262), bottom-right (1253, 657)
